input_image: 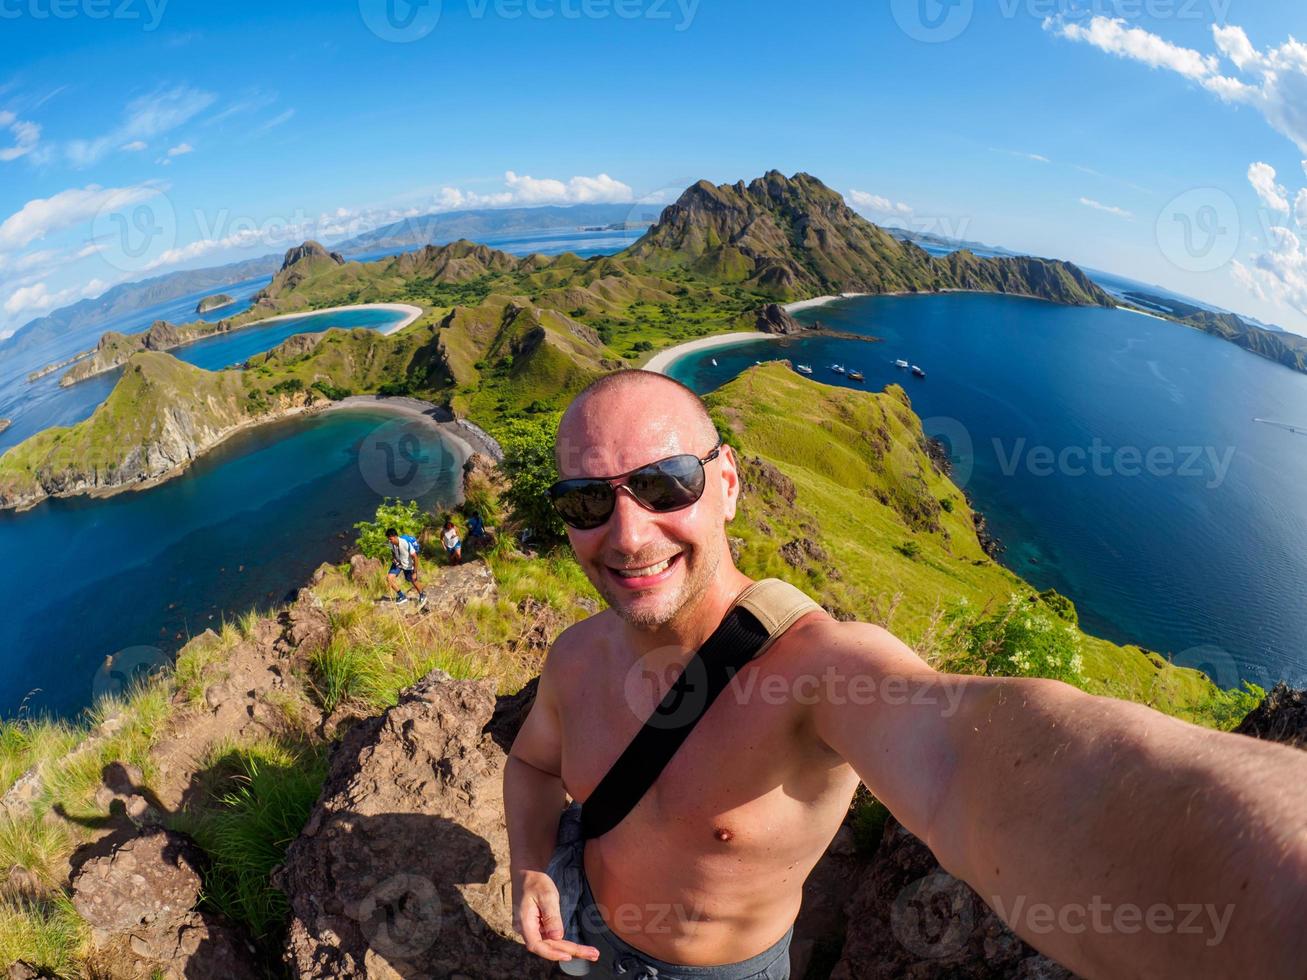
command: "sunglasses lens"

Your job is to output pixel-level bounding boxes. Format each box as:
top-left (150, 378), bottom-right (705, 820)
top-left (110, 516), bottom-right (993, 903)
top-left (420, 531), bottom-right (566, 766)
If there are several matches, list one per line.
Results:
top-left (551, 480), bottom-right (616, 530)
top-left (628, 454), bottom-right (706, 511)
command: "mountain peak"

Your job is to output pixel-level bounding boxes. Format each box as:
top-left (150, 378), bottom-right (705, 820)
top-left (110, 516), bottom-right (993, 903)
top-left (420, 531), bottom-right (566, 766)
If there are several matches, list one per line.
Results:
top-left (279, 241), bottom-right (345, 272)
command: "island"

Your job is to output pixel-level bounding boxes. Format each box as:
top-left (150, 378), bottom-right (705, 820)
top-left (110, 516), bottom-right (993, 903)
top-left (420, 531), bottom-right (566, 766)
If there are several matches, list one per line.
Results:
top-left (196, 292), bottom-right (235, 314)
top-left (1, 171), bottom-right (1117, 511)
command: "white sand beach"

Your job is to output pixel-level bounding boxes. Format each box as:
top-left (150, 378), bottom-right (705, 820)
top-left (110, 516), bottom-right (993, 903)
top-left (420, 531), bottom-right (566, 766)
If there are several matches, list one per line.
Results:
top-left (242, 302), bottom-right (423, 335)
top-left (1115, 305), bottom-right (1171, 323)
top-left (643, 332), bottom-right (776, 375)
top-left (782, 292), bottom-right (870, 313)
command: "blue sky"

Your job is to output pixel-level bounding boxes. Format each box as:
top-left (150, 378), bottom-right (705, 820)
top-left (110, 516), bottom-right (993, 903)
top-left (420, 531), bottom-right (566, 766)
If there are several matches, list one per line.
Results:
top-left (2, 0), bottom-right (1307, 337)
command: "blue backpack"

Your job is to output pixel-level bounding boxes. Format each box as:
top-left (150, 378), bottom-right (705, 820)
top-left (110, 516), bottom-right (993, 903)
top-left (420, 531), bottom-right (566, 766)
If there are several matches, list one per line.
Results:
top-left (401, 534), bottom-right (420, 557)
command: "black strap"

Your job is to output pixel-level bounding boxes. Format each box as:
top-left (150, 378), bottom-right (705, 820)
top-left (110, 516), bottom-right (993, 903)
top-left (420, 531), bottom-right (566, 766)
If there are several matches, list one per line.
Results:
top-left (580, 605), bottom-right (770, 840)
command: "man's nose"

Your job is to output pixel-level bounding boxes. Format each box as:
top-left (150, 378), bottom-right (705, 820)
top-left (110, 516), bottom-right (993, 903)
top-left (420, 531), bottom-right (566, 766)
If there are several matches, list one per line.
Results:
top-left (605, 486), bottom-right (656, 553)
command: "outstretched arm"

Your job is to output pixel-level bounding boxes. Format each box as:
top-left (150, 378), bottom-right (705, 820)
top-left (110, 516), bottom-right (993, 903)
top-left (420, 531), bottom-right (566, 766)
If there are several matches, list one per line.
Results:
top-left (809, 620), bottom-right (1307, 979)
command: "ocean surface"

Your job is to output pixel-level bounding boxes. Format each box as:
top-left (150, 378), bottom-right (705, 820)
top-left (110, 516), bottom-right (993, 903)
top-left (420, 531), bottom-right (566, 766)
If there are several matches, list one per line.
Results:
top-left (0, 407), bottom-right (463, 717)
top-left (0, 228), bottom-right (640, 717)
top-left (668, 293), bottom-right (1307, 690)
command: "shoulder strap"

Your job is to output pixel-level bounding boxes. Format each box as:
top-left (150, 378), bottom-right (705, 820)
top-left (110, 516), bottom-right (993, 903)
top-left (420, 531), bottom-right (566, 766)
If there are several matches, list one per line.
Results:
top-left (580, 579), bottom-right (822, 840)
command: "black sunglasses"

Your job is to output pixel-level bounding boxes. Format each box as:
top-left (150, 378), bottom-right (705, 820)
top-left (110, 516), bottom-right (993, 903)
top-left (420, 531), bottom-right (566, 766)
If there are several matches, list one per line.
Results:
top-left (548, 442), bottom-right (723, 530)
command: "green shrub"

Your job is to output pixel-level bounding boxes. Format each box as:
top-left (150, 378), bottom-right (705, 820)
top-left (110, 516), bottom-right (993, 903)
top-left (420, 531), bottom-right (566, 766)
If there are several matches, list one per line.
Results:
top-left (498, 414), bottom-right (565, 540)
top-left (354, 499), bottom-right (431, 560)
top-left (894, 540), bottom-right (922, 560)
top-left (1037, 589), bottom-right (1079, 625)
top-left (948, 593), bottom-right (1086, 686)
top-left (939, 497), bottom-right (954, 512)
top-left (311, 380), bottom-right (351, 401)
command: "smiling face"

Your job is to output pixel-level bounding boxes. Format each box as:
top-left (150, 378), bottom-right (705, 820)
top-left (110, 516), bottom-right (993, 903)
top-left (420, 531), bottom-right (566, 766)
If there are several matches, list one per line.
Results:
top-left (556, 372), bottom-right (740, 630)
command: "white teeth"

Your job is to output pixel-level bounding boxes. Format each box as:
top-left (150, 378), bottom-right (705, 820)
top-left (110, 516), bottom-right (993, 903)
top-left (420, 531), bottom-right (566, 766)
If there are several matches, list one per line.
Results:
top-left (615, 557), bottom-right (674, 578)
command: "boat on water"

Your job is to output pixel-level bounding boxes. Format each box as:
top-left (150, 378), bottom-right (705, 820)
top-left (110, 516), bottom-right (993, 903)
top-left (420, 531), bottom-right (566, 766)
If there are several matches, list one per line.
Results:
top-left (912, 365), bottom-right (927, 378)
top-left (894, 359), bottom-right (910, 368)
top-left (796, 364), bottom-right (814, 375)
top-left (848, 369), bottom-right (864, 382)
top-left (711, 358), bottom-right (718, 366)
top-left (830, 364), bottom-right (845, 374)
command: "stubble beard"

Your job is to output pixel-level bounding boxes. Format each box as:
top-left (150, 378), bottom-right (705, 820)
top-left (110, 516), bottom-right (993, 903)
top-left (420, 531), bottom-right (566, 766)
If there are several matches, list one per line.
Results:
top-left (601, 542), bottom-right (722, 631)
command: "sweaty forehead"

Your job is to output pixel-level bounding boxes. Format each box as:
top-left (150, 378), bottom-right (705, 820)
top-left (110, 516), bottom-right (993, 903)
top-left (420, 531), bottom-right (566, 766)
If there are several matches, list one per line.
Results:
top-left (557, 378), bottom-right (710, 477)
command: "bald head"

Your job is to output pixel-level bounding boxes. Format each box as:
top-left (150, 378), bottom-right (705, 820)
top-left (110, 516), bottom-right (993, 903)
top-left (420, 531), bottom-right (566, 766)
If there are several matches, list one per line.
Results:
top-left (556, 370), bottom-right (719, 477)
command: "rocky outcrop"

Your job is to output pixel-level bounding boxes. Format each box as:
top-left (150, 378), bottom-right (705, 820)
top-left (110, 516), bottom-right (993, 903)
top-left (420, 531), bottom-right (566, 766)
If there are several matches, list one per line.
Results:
top-left (69, 828), bottom-right (260, 978)
top-left (279, 672), bottom-right (550, 978)
top-left (630, 171), bottom-right (1112, 307)
top-left (141, 319), bottom-right (181, 350)
top-left (755, 302), bottom-right (807, 335)
top-left (1233, 684), bottom-right (1307, 749)
top-left (197, 293), bottom-right (234, 314)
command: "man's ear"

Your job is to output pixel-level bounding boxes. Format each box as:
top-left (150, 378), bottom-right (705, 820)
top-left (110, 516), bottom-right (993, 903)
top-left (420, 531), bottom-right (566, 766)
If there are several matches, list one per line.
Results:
top-left (720, 444), bottom-right (741, 522)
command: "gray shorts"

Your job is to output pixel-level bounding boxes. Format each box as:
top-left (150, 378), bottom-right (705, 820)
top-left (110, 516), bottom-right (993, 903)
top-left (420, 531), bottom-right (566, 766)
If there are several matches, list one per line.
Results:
top-left (575, 866), bottom-right (792, 980)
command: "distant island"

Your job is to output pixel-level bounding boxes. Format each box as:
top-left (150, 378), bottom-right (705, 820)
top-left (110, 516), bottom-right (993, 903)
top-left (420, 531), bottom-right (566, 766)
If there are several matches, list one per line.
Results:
top-left (196, 292), bottom-right (234, 314)
top-left (0, 171), bottom-right (1117, 511)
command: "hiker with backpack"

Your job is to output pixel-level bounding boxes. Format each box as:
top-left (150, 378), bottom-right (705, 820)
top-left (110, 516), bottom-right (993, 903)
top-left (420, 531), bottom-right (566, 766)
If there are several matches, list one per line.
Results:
top-left (385, 527), bottom-right (428, 607)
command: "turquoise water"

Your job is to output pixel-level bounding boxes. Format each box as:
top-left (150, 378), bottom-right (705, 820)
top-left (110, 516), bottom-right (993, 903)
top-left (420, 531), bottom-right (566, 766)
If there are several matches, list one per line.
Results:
top-left (0, 408), bottom-right (462, 717)
top-left (0, 306), bottom-right (409, 455)
top-left (669, 293), bottom-right (1307, 690)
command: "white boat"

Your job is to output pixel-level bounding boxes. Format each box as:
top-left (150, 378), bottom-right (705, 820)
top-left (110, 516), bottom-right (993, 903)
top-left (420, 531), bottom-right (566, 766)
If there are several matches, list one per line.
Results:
top-left (830, 364), bottom-right (845, 374)
top-left (795, 364), bottom-right (814, 375)
top-left (711, 358), bottom-right (718, 366)
top-left (912, 365), bottom-right (926, 379)
top-left (848, 369), bottom-right (864, 382)
top-left (894, 359), bottom-right (910, 369)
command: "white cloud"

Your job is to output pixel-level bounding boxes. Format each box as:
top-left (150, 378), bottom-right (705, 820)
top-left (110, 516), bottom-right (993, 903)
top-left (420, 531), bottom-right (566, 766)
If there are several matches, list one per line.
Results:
top-left (434, 171), bottom-right (634, 211)
top-left (251, 108), bottom-right (295, 135)
top-left (1248, 162), bottom-right (1289, 212)
top-left (846, 189), bottom-right (914, 215)
top-left (166, 142), bottom-right (193, 157)
top-left (120, 140), bottom-right (148, 152)
top-left (0, 110), bottom-right (41, 162)
top-left (0, 183), bottom-right (163, 253)
top-left (2, 278), bottom-right (102, 317)
top-left (66, 86), bottom-right (214, 167)
top-left (1079, 197), bottom-right (1134, 219)
top-left (1047, 16), bottom-right (1307, 153)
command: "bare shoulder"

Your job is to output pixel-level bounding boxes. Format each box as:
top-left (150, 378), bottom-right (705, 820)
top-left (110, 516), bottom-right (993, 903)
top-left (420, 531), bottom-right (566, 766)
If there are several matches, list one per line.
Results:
top-left (779, 612), bottom-right (934, 676)
top-left (542, 607), bottom-right (617, 683)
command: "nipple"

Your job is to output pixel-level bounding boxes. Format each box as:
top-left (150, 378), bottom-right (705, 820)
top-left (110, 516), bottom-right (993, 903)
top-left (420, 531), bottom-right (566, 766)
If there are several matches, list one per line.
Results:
top-left (714, 827), bottom-right (735, 843)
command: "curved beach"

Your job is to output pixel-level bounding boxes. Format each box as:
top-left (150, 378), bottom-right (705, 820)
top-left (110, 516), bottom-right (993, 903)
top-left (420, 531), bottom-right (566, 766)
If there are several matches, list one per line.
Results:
top-left (240, 302), bottom-right (423, 336)
top-left (644, 331), bottom-right (775, 375)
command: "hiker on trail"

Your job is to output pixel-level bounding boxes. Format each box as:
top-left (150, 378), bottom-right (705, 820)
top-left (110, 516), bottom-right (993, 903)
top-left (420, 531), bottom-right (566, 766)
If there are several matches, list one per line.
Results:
top-left (468, 511), bottom-right (486, 542)
top-left (385, 527), bottom-right (427, 607)
top-left (442, 518), bottom-right (463, 565)
top-left (505, 370), bottom-right (1307, 980)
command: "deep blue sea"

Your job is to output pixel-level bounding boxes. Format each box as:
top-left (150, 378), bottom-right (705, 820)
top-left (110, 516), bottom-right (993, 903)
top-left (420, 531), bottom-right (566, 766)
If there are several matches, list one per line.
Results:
top-left (669, 293), bottom-right (1307, 691)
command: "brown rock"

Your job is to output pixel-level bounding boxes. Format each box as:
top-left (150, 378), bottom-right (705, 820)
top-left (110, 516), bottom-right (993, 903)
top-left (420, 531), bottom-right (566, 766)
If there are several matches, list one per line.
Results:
top-left (279, 672), bottom-right (550, 978)
top-left (830, 819), bottom-right (1072, 979)
top-left (755, 303), bottom-right (808, 335)
top-left (740, 455), bottom-right (796, 504)
top-left (71, 829), bottom-right (204, 934)
top-left (349, 554), bottom-right (384, 584)
top-left (1233, 684), bottom-right (1307, 750)
top-left (127, 910), bottom-right (262, 980)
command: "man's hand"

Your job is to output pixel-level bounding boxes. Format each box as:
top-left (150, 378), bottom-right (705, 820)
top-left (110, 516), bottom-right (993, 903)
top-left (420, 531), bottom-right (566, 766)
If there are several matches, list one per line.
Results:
top-left (513, 868), bottom-right (600, 964)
